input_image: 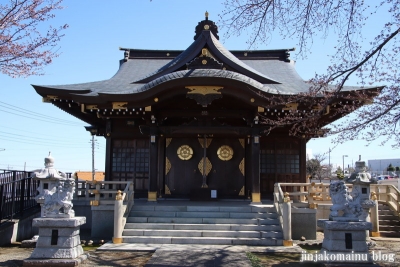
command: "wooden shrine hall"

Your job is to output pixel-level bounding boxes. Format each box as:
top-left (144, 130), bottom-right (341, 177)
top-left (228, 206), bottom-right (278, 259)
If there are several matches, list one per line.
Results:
top-left (33, 13), bottom-right (380, 202)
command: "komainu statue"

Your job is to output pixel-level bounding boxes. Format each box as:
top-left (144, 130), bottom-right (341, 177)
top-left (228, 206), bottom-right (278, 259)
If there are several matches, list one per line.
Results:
top-left (33, 152), bottom-right (76, 218)
top-left (329, 156), bottom-right (376, 221)
top-left (329, 180), bottom-right (363, 221)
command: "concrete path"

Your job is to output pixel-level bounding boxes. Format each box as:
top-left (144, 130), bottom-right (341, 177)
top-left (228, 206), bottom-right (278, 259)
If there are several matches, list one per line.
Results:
top-left (145, 249), bottom-right (250, 267)
top-left (98, 243), bottom-right (303, 267)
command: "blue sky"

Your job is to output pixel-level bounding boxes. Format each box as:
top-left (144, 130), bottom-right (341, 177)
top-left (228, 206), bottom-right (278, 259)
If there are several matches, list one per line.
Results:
top-left (0, 0), bottom-right (397, 173)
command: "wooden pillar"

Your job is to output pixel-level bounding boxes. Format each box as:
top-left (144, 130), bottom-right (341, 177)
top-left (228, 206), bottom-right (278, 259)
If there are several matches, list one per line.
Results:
top-left (157, 136), bottom-right (165, 196)
top-left (104, 137), bottom-right (112, 181)
top-left (148, 133), bottom-right (158, 201)
top-left (299, 138), bottom-right (307, 183)
top-left (245, 137), bottom-right (252, 200)
top-left (251, 134), bottom-right (261, 203)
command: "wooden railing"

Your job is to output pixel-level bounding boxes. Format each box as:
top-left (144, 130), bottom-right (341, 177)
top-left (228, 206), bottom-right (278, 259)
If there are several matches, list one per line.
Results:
top-left (274, 182), bottom-right (400, 239)
top-left (371, 184), bottom-right (400, 215)
top-left (81, 180), bottom-right (134, 210)
top-left (276, 182), bottom-right (346, 208)
top-left (273, 184), bottom-right (292, 246)
top-left (73, 180), bottom-right (134, 243)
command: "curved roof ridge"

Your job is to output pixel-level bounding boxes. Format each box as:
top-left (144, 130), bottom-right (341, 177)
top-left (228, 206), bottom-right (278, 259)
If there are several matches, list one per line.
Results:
top-left (207, 32), bottom-right (280, 84)
top-left (133, 36), bottom-right (207, 83)
top-left (132, 30), bottom-right (282, 85)
top-left (97, 69), bottom-right (279, 96)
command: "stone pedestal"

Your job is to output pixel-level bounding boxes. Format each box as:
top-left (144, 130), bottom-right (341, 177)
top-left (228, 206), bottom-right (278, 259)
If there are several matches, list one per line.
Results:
top-left (24, 217), bottom-right (86, 266)
top-left (318, 219), bottom-right (373, 263)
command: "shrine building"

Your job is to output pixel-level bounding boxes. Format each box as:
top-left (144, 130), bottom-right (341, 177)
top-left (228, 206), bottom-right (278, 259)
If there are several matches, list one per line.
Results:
top-left (32, 13), bottom-right (380, 202)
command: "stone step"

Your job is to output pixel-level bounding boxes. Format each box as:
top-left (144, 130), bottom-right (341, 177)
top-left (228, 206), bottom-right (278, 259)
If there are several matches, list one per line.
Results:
top-left (121, 236), bottom-right (283, 246)
top-left (130, 205), bottom-right (275, 213)
top-left (128, 210), bottom-right (278, 219)
top-left (124, 223), bottom-right (281, 231)
top-left (379, 225), bottom-right (400, 231)
top-left (379, 219), bottom-right (400, 224)
top-left (122, 229), bottom-right (283, 238)
top-left (123, 203), bottom-right (282, 246)
top-left (378, 210), bottom-right (396, 215)
top-left (379, 231), bottom-right (400, 238)
top-left (378, 205), bottom-right (391, 211)
top-left (378, 215), bottom-right (400, 221)
top-left (126, 216), bottom-right (280, 225)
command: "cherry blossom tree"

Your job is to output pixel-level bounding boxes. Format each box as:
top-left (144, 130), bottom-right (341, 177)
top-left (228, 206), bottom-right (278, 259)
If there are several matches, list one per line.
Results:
top-left (220, 0), bottom-right (400, 148)
top-left (306, 153), bottom-right (329, 181)
top-left (0, 0), bottom-right (68, 77)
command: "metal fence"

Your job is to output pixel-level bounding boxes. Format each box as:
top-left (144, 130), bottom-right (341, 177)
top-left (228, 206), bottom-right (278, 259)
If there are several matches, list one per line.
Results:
top-left (0, 170), bottom-right (39, 221)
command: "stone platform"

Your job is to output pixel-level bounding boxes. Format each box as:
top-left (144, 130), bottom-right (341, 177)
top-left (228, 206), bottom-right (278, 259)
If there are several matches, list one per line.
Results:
top-left (317, 219), bottom-right (372, 253)
top-left (317, 219), bottom-right (373, 263)
top-left (23, 217), bottom-right (86, 266)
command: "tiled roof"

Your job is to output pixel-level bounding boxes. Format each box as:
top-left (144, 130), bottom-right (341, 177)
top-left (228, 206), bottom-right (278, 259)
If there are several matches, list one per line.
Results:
top-left (74, 171), bottom-right (104, 181)
top-left (33, 28), bottom-right (380, 98)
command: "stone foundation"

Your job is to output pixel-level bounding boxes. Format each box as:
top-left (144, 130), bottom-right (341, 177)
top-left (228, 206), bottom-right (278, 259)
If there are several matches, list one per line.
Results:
top-left (318, 219), bottom-right (373, 263)
top-left (27, 217), bottom-right (86, 260)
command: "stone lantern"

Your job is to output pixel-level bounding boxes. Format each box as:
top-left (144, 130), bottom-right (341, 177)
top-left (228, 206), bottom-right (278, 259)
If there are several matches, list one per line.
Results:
top-left (345, 156), bottom-right (377, 221)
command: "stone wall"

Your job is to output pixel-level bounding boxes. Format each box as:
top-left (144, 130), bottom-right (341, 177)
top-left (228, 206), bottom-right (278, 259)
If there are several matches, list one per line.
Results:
top-left (0, 207), bottom-right (40, 246)
top-left (72, 199), bottom-right (92, 232)
top-left (315, 203), bottom-right (333, 231)
top-left (291, 207), bottom-right (317, 240)
top-left (91, 206), bottom-right (114, 238)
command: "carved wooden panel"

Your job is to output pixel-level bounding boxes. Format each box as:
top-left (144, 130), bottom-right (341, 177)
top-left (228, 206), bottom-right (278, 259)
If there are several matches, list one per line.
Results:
top-left (239, 158), bottom-right (245, 176)
top-left (198, 157), bottom-right (212, 176)
top-left (165, 157), bottom-right (171, 175)
top-left (166, 138), bottom-right (172, 148)
top-left (198, 138), bottom-right (212, 148)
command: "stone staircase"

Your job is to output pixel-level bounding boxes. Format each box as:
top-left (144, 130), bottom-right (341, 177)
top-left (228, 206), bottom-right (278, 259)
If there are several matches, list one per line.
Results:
top-left (122, 202), bottom-right (283, 245)
top-left (378, 203), bottom-right (400, 237)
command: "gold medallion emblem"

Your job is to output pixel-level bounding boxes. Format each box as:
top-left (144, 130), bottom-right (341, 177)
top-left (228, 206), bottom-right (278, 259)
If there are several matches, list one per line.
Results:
top-left (217, 145), bottom-right (234, 161)
top-left (177, 145), bottom-right (193, 160)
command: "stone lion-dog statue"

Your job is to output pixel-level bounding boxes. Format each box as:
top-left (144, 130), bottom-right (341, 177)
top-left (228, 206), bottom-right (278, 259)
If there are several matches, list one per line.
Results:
top-left (329, 180), bottom-right (363, 221)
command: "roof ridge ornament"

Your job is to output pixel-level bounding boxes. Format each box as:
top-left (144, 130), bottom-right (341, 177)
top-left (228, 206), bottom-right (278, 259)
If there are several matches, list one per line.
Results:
top-left (194, 12), bottom-right (219, 40)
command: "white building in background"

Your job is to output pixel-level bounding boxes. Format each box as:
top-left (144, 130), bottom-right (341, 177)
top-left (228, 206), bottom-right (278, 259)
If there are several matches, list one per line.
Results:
top-left (306, 149), bottom-right (313, 160)
top-left (368, 158), bottom-right (400, 173)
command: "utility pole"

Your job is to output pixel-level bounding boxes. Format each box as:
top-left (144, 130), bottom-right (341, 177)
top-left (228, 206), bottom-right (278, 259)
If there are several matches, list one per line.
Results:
top-left (86, 126), bottom-right (98, 182)
top-left (328, 148), bottom-right (331, 171)
top-left (91, 135), bottom-right (95, 181)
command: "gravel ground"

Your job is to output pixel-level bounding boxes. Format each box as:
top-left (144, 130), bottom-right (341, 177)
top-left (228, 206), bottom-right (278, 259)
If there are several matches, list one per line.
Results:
top-left (0, 245), bottom-right (152, 267)
top-left (0, 232), bottom-right (399, 267)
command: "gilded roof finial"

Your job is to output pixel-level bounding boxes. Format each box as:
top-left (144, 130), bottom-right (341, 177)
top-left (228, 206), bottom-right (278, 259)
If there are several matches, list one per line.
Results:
top-left (205, 11), bottom-right (209, 20)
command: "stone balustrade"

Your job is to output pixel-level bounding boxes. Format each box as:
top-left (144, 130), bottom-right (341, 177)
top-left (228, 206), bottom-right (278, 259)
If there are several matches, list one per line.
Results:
top-left (371, 184), bottom-right (400, 214)
top-left (274, 182), bottom-right (400, 241)
top-left (72, 180), bottom-right (134, 239)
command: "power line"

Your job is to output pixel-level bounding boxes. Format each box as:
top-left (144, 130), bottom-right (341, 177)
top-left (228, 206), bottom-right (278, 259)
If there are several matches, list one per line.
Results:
top-left (0, 127), bottom-right (106, 150)
top-left (0, 131), bottom-right (91, 145)
top-left (0, 101), bottom-right (83, 126)
top-left (0, 108), bottom-right (84, 127)
top-left (0, 136), bottom-right (97, 148)
top-left (1, 125), bottom-right (83, 138)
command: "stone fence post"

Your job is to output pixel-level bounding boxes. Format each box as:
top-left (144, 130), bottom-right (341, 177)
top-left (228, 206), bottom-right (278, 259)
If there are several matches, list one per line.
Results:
top-left (370, 191), bottom-right (380, 237)
top-left (282, 192), bottom-right (293, 246)
top-left (113, 190), bottom-right (124, 244)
